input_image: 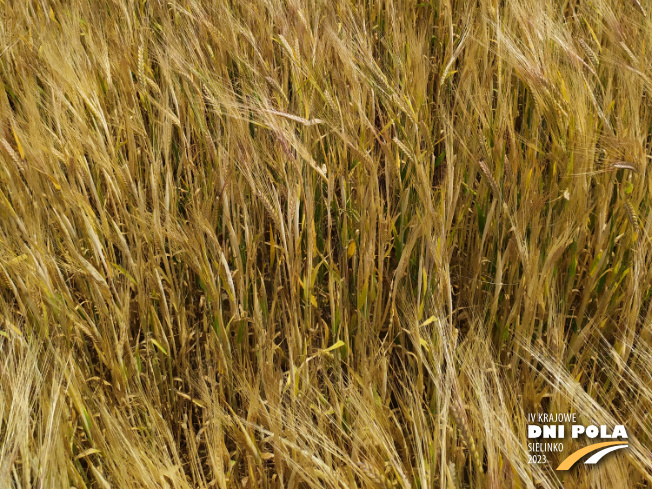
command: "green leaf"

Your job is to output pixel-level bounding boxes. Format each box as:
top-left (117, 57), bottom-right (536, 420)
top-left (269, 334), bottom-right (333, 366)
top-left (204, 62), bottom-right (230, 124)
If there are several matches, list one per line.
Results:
top-left (149, 338), bottom-right (168, 356)
top-left (322, 340), bottom-right (345, 354)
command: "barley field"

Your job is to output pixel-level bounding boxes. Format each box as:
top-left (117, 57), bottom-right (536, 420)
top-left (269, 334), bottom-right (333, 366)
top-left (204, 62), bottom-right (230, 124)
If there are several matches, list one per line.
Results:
top-left (0, 0), bottom-right (651, 487)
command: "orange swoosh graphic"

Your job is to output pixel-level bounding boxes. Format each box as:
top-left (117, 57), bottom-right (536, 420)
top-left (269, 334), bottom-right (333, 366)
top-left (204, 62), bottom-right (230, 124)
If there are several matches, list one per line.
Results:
top-left (556, 442), bottom-right (628, 470)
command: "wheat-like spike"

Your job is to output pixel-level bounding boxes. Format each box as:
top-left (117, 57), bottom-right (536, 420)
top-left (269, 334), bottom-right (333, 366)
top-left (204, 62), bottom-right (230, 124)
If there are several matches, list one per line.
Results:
top-left (137, 42), bottom-right (145, 88)
top-left (1, 138), bottom-right (25, 171)
top-left (478, 159), bottom-right (499, 196)
top-left (579, 39), bottom-right (598, 67)
top-left (450, 401), bottom-right (483, 475)
top-left (633, 0), bottom-right (647, 16)
top-left (611, 161), bottom-right (638, 172)
top-left (625, 200), bottom-right (639, 231)
top-left (447, 461), bottom-right (458, 489)
top-left (0, 267), bottom-right (12, 290)
top-left (357, 460), bottom-right (394, 489)
top-left (146, 77), bottom-right (161, 95)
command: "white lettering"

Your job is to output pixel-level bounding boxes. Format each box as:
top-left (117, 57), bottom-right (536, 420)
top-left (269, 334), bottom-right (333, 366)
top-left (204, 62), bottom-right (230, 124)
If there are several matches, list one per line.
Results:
top-left (528, 425), bottom-right (542, 438)
top-left (613, 425), bottom-right (628, 439)
top-left (572, 425), bottom-right (585, 438)
top-left (543, 425), bottom-right (558, 438)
